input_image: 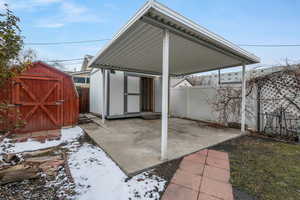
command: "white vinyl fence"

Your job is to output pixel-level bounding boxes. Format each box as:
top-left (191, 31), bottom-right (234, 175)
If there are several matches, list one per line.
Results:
top-left (170, 86), bottom-right (257, 130)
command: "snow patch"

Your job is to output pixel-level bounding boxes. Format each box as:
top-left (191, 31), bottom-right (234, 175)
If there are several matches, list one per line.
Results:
top-left (127, 172), bottom-right (166, 200)
top-left (0, 126), bottom-right (83, 154)
top-left (68, 143), bottom-right (166, 200)
top-left (0, 126), bottom-right (167, 199)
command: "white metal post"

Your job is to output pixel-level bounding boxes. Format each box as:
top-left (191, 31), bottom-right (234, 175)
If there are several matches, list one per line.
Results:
top-left (161, 29), bottom-right (170, 160)
top-left (241, 65), bottom-right (246, 133)
top-left (168, 77), bottom-right (170, 116)
top-left (101, 69), bottom-right (106, 124)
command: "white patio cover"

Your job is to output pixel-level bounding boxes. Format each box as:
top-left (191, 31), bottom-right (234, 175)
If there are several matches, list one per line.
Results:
top-left (88, 0), bottom-right (259, 75)
top-left (89, 0), bottom-right (260, 160)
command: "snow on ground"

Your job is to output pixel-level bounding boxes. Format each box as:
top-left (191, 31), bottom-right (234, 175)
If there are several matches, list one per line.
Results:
top-left (68, 143), bottom-right (166, 200)
top-left (127, 171), bottom-right (166, 200)
top-left (0, 126), bottom-right (83, 154)
top-left (0, 126), bottom-right (167, 200)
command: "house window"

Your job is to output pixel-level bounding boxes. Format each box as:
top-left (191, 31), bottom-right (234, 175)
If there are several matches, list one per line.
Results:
top-left (86, 78), bottom-right (90, 83)
top-left (73, 77), bottom-right (86, 83)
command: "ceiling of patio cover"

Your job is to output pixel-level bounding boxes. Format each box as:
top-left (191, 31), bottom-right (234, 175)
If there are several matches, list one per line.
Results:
top-left (88, 1), bottom-right (260, 76)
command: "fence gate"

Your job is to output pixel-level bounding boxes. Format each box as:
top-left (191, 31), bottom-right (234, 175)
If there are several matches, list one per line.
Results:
top-left (77, 87), bottom-right (89, 113)
top-left (12, 75), bottom-right (63, 133)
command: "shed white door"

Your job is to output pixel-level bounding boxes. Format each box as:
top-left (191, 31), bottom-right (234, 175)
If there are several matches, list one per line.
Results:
top-left (125, 75), bottom-right (140, 113)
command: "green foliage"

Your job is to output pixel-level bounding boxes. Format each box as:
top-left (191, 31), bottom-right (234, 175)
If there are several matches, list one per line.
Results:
top-left (0, 4), bottom-right (28, 134)
top-left (0, 4), bottom-right (25, 86)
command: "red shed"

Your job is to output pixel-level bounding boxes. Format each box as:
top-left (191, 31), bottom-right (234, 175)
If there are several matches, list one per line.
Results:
top-left (1, 62), bottom-right (79, 133)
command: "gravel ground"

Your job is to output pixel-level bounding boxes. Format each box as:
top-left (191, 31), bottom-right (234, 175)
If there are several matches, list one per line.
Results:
top-left (149, 158), bottom-right (182, 198)
top-left (151, 158), bottom-right (182, 182)
top-left (0, 167), bottom-right (76, 200)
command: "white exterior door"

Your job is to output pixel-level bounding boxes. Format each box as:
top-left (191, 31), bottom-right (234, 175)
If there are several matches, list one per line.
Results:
top-left (125, 75), bottom-right (141, 113)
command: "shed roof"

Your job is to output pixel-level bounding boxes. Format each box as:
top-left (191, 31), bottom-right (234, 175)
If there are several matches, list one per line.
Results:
top-left (88, 0), bottom-right (260, 76)
top-left (30, 61), bottom-right (73, 78)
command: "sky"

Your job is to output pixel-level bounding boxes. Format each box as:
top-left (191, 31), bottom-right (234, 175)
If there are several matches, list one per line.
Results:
top-left (1, 0), bottom-right (300, 72)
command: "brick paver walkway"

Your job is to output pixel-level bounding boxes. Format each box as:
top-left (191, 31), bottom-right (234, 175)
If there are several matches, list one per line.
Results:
top-left (162, 149), bottom-right (233, 200)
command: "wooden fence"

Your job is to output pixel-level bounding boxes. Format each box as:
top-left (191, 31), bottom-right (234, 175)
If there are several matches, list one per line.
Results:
top-left (76, 87), bottom-right (89, 113)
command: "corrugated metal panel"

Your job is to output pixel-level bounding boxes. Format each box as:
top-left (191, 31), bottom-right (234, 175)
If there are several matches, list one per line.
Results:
top-left (89, 1), bottom-right (260, 76)
top-left (89, 69), bottom-right (103, 115)
top-left (109, 71), bottom-right (124, 116)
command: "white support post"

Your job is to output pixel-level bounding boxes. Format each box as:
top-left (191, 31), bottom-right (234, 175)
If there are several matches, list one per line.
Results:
top-left (241, 65), bottom-right (246, 133)
top-left (161, 29), bottom-right (170, 160)
top-left (101, 69), bottom-right (106, 124)
top-left (168, 77), bottom-right (170, 116)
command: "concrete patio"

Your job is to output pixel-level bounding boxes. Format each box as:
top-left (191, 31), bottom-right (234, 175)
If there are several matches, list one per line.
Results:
top-left (80, 117), bottom-right (240, 175)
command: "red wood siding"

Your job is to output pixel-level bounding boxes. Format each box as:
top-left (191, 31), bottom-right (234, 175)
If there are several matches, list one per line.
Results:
top-left (0, 62), bottom-right (79, 133)
top-left (63, 76), bottom-right (79, 125)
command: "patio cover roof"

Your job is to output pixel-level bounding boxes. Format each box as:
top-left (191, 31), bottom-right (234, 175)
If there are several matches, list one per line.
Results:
top-left (88, 0), bottom-right (260, 76)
